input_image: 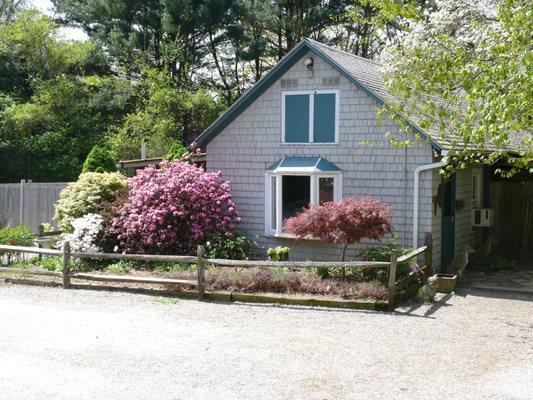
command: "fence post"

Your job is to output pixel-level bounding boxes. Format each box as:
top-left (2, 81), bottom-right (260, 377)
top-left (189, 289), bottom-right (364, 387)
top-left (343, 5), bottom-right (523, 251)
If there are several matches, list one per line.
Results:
top-left (197, 245), bottom-right (205, 301)
top-left (37, 224), bottom-right (44, 261)
top-left (62, 241), bottom-right (71, 289)
top-left (19, 179), bottom-right (25, 225)
top-left (387, 250), bottom-right (398, 310)
top-left (424, 243), bottom-right (432, 272)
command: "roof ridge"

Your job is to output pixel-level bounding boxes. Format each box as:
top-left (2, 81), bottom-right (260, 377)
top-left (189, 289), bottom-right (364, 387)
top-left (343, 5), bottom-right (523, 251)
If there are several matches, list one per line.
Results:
top-left (304, 38), bottom-right (381, 67)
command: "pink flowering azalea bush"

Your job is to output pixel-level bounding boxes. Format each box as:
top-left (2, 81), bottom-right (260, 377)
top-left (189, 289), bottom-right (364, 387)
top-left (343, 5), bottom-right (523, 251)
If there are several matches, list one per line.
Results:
top-left (111, 161), bottom-right (240, 254)
top-left (284, 197), bottom-right (393, 261)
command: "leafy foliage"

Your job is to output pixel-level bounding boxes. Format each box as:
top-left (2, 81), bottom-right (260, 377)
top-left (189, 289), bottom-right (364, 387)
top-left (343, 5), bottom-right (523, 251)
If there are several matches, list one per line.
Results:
top-left (81, 145), bottom-right (117, 174)
top-left (358, 238), bottom-right (415, 280)
top-left (381, 0), bottom-right (532, 174)
top-left (54, 172), bottom-right (127, 231)
top-left (106, 69), bottom-right (222, 161)
top-left (284, 198), bottom-right (393, 261)
top-left (167, 141), bottom-right (188, 160)
top-left (40, 256), bottom-right (63, 272)
top-left (267, 246), bottom-right (290, 261)
top-left (111, 160), bottom-right (240, 255)
top-left (205, 231), bottom-right (256, 260)
top-left (0, 225), bottom-right (34, 247)
top-left (486, 254), bottom-right (518, 271)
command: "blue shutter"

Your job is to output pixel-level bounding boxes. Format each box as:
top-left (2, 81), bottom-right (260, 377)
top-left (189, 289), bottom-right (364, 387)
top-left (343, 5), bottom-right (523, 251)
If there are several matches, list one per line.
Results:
top-left (313, 93), bottom-right (336, 143)
top-left (284, 94), bottom-right (309, 142)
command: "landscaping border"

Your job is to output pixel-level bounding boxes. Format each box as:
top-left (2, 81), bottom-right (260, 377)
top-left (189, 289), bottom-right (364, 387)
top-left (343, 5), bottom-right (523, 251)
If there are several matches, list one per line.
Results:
top-left (0, 242), bottom-right (431, 310)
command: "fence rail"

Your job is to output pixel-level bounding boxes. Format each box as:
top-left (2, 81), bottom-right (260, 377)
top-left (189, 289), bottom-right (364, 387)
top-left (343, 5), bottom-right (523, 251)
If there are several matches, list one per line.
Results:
top-left (0, 242), bottom-right (431, 309)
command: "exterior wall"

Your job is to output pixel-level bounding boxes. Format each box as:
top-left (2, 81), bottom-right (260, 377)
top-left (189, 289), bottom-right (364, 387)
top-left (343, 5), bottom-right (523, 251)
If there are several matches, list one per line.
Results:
top-left (206, 51), bottom-right (435, 261)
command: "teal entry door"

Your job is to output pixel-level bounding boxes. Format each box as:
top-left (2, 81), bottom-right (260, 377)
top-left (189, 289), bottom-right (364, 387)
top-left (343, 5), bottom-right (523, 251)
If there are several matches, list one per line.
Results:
top-left (441, 175), bottom-right (456, 270)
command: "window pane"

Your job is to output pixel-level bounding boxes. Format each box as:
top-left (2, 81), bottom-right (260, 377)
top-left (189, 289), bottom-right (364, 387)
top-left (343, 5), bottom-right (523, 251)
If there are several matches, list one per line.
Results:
top-left (284, 94), bottom-right (310, 142)
top-left (282, 175), bottom-right (310, 221)
top-left (313, 93), bottom-right (336, 142)
top-left (271, 176), bottom-right (277, 230)
top-left (319, 177), bottom-right (334, 205)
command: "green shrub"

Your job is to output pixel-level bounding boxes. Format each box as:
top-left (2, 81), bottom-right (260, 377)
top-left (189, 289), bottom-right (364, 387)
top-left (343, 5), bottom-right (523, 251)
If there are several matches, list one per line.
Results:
top-left (267, 246), bottom-right (290, 261)
top-left (40, 257), bottom-right (63, 271)
top-left (315, 267), bottom-right (330, 279)
top-left (81, 145), bottom-right (117, 173)
top-left (167, 141), bottom-right (188, 160)
top-left (486, 254), bottom-right (517, 271)
top-left (106, 260), bottom-right (137, 274)
top-left (0, 225), bottom-right (34, 247)
top-left (357, 240), bottom-right (414, 281)
top-left (54, 172), bottom-right (127, 231)
top-left (205, 231), bottom-right (256, 260)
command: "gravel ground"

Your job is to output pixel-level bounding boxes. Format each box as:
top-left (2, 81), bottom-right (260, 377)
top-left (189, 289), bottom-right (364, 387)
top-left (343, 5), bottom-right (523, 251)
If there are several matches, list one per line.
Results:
top-left (0, 283), bottom-right (531, 400)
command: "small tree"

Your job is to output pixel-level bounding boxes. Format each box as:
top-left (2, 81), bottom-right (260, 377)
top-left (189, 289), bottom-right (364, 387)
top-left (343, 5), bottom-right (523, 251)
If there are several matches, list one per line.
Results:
top-left (284, 198), bottom-right (393, 263)
top-left (81, 145), bottom-right (117, 174)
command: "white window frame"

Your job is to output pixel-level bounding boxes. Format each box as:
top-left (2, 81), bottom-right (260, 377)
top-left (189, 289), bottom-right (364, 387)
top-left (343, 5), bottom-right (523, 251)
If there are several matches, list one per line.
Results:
top-left (281, 90), bottom-right (340, 144)
top-left (265, 171), bottom-right (343, 237)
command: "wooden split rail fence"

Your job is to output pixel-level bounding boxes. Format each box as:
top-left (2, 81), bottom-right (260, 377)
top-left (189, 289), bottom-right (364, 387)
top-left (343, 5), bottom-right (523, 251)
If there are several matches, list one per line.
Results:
top-left (0, 242), bottom-right (430, 310)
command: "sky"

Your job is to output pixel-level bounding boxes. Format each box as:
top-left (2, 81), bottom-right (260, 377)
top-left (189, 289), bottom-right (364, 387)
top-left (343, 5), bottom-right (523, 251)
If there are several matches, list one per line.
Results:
top-left (28, 0), bottom-right (88, 41)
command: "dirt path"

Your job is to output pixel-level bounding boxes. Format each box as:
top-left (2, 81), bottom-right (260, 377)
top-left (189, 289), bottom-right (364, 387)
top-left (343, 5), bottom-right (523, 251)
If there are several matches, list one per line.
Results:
top-left (0, 283), bottom-right (531, 400)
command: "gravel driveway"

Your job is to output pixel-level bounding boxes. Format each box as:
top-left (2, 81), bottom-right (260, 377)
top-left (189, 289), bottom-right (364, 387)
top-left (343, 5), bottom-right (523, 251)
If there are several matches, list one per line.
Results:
top-left (0, 283), bottom-right (531, 400)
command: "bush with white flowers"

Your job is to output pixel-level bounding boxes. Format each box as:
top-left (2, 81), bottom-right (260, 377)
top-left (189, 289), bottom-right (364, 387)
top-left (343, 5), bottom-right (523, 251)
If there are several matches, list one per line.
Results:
top-left (64, 213), bottom-right (105, 253)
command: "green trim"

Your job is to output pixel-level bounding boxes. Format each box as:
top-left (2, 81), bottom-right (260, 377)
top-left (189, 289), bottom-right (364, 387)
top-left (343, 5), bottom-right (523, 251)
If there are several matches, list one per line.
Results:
top-left (195, 39), bottom-right (442, 151)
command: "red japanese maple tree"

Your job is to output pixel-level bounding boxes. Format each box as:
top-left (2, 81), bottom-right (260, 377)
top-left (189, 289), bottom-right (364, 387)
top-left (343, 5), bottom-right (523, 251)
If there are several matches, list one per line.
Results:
top-left (284, 197), bottom-right (393, 262)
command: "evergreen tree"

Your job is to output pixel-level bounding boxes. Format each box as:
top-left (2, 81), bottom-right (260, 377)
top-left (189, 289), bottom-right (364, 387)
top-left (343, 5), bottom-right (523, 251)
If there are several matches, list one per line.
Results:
top-left (81, 145), bottom-right (117, 173)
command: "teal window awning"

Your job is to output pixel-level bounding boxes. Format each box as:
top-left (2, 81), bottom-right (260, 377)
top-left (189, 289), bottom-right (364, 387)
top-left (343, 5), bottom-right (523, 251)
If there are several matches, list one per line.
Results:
top-left (266, 156), bottom-right (341, 173)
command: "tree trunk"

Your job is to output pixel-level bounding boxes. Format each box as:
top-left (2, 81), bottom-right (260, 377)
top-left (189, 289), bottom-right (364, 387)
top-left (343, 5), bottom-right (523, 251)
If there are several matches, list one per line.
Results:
top-left (341, 243), bottom-right (349, 280)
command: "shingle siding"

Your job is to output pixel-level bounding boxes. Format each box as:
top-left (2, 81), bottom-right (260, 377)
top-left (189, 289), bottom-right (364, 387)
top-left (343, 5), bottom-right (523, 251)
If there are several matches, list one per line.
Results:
top-left (207, 51), bottom-right (437, 262)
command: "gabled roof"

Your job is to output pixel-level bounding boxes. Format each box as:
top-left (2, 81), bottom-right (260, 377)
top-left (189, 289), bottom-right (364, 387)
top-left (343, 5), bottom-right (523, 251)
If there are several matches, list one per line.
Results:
top-left (195, 38), bottom-right (527, 153)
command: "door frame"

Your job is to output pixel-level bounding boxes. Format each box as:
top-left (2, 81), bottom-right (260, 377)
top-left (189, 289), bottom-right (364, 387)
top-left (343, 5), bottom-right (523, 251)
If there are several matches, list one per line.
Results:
top-left (441, 175), bottom-right (456, 270)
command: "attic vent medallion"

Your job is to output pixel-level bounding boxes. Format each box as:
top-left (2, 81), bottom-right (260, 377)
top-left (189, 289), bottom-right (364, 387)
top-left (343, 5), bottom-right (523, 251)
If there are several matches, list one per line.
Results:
top-left (322, 76), bottom-right (340, 86)
top-left (280, 78), bottom-right (298, 88)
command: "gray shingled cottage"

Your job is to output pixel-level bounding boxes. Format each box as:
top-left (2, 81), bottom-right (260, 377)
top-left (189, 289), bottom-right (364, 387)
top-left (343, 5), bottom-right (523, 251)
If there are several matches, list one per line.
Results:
top-left (194, 39), bottom-right (521, 270)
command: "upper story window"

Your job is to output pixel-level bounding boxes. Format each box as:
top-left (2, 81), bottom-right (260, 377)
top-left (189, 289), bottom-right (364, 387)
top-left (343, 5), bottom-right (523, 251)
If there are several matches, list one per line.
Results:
top-left (282, 90), bottom-right (339, 144)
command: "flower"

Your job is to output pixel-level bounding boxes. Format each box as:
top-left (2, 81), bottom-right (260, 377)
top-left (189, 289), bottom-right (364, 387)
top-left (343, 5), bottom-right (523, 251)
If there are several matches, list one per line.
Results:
top-left (63, 213), bottom-right (105, 253)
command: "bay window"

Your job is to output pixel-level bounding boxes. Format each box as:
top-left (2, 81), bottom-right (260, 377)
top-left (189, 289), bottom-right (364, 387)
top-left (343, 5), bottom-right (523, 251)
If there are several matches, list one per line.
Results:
top-left (265, 157), bottom-right (342, 236)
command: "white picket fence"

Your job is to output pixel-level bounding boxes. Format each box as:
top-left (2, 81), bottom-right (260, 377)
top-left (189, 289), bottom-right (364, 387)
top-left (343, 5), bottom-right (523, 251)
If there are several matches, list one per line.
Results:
top-left (0, 180), bottom-right (68, 232)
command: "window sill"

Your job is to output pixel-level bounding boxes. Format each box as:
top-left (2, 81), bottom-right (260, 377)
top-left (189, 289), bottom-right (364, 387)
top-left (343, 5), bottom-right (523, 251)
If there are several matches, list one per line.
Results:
top-left (267, 233), bottom-right (321, 241)
top-left (279, 142), bottom-right (339, 146)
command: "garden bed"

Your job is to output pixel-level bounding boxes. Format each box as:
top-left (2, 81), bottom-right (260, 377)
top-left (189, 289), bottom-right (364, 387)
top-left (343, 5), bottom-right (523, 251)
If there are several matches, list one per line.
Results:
top-left (0, 256), bottom-right (389, 302)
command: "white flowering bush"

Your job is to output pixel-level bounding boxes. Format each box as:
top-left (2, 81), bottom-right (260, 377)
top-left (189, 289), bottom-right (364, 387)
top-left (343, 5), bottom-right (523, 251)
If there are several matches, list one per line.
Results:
top-left (64, 214), bottom-right (105, 253)
top-left (55, 172), bottom-right (127, 232)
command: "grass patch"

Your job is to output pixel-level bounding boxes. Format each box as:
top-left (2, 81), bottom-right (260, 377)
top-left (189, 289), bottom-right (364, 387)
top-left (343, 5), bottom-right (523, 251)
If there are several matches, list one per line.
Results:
top-left (152, 297), bottom-right (181, 305)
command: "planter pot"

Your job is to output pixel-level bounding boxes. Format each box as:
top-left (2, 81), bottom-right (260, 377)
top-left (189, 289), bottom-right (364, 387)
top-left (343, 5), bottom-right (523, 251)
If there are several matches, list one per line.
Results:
top-left (434, 273), bottom-right (457, 293)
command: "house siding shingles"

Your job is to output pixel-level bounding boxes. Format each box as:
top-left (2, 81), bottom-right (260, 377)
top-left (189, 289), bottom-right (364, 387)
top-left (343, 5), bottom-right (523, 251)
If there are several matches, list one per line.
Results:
top-left (206, 51), bottom-right (436, 262)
